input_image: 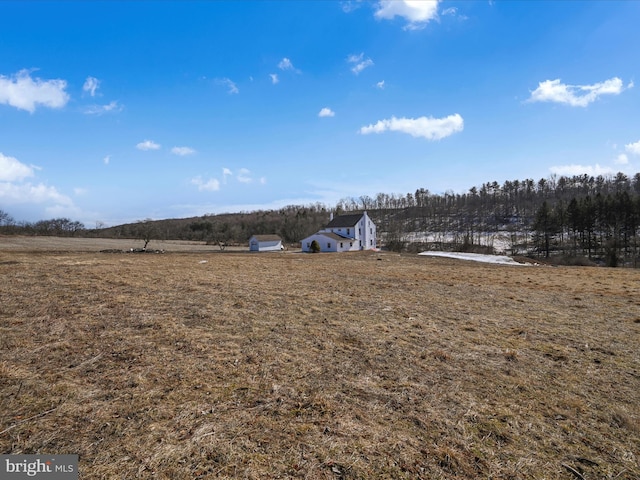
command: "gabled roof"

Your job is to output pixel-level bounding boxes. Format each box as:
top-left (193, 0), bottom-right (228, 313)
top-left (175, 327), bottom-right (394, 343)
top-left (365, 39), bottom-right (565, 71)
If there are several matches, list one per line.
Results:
top-left (305, 232), bottom-right (351, 242)
top-left (325, 213), bottom-right (364, 228)
top-left (250, 234), bottom-right (282, 242)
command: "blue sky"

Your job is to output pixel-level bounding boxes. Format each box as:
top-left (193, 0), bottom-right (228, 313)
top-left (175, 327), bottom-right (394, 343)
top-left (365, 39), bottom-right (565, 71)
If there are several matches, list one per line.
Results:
top-left (1, 0), bottom-right (639, 227)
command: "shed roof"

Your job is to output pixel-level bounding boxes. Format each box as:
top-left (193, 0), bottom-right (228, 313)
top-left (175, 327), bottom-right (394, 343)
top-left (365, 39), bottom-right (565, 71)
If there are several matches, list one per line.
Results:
top-left (250, 235), bottom-right (282, 242)
top-left (325, 213), bottom-right (364, 228)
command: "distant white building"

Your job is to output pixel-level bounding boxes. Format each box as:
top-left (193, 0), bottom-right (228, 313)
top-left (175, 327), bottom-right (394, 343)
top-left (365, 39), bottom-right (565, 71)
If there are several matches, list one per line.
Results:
top-left (301, 212), bottom-right (377, 253)
top-left (249, 234), bottom-right (284, 252)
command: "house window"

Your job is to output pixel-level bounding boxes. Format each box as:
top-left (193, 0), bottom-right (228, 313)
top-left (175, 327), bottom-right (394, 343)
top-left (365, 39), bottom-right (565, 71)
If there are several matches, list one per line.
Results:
top-left (327, 243), bottom-right (331, 249)
top-left (346, 228), bottom-right (350, 235)
top-left (370, 228), bottom-right (372, 234)
top-left (340, 242), bottom-right (343, 248)
top-left (358, 228), bottom-right (361, 235)
top-left (306, 242), bottom-right (310, 248)
top-left (350, 242), bottom-right (353, 247)
top-left (370, 240), bottom-right (373, 245)
top-left (359, 240), bottom-right (362, 247)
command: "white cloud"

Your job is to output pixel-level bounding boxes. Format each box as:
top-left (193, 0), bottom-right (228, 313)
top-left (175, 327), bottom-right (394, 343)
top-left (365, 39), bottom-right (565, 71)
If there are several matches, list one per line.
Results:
top-left (615, 154), bottom-right (629, 165)
top-left (136, 140), bottom-right (161, 151)
top-left (0, 152), bottom-right (35, 181)
top-left (549, 164), bottom-right (615, 177)
top-left (376, 80), bottom-right (385, 89)
top-left (74, 187), bottom-right (88, 196)
top-left (222, 167), bottom-right (233, 182)
top-left (359, 114), bottom-right (464, 140)
top-left (83, 76), bottom-right (100, 97)
top-left (237, 168), bottom-right (253, 183)
top-left (84, 100), bottom-right (123, 115)
top-left (318, 107), bottom-right (335, 118)
top-left (278, 58), bottom-right (300, 73)
top-left (216, 78), bottom-right (239, 94)
top-left (171, 146), bottom-right (196, 156)
top-left (259, 177), bottom-right (267, 185)
top-left (528, 77), bottom-right (627, 107)
top-left (347, 53), bottom-right (374, 75)
top-left (625, 140), bottom-right (640, 156)
top-left (374, 0), bottom-right (440, 30)
top-left (103, 155), bottom-right (110, 165)
top-left (0, 181), bottom-right (73, 207)
top-left (0, 69), bottom-right (70, 113)
top-left (270, 73), bottom-right (279, 84)
top-left (191, 176), bottom-right (220, 192)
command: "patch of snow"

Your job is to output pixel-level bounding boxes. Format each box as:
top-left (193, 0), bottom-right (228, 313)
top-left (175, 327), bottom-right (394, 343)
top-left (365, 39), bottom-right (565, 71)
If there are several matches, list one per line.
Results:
top-left (405, 231), bottom-right (527, 254)
top-left (418, 251), bottom-right (525, 266)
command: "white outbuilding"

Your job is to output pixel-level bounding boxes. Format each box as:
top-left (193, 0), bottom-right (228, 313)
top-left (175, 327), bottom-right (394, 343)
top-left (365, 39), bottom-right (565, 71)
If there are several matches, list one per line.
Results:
top-left (249, 234), bottom-right (284, 252)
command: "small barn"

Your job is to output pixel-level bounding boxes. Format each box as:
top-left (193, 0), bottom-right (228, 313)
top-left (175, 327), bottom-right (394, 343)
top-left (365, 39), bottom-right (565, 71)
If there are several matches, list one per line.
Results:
top-left (249, 234), bottom-right (284, 252)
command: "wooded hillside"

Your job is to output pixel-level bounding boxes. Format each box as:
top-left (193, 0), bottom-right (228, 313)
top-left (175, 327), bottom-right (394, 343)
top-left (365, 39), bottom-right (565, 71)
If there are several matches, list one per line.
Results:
top-left (2, 172), bottom-right (640, 266)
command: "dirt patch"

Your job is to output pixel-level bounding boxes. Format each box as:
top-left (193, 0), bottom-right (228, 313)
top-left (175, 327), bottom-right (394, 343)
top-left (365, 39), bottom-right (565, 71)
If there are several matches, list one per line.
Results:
top-left (0, 245), bottom-right (638, 479)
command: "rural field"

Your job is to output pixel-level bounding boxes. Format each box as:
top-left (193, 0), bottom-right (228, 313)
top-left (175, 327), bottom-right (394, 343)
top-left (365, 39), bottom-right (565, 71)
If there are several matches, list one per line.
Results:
top-left (0, 236), bottom-right (638, 479)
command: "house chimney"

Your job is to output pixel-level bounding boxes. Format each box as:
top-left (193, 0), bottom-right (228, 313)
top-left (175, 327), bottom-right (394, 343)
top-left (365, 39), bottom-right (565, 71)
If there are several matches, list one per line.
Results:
top-left (329, 212), bottom-right (334, 221)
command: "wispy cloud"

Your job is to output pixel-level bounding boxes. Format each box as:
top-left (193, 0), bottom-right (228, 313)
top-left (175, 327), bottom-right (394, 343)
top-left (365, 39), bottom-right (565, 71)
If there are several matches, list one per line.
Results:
top-left (549, 164), bottom-right (615, 177)
top-left (84, 100), bottom-right (123, 115)
top-left (171, 146), bottom-right (196, 156)
top-left (83, 76), bottom-right (100, 97)
top-left (347, 53), bottom-right (374, 75)
top-left (216, 77), bottom-right (239, 94)
top-left (318, 107), bottom-right (335, 118)
top-left (222, 167), bottom-right (233, 183)
top-left (103, 155), bottom-right (110, 165)
top-left (136, 140), bottom-right (161, 151)
top-left (341, 1), bottom-right (363, 13)
top-left (528, 77), bottom-right (629, 107)
top-left (625, 140), bottom-right (640, 156)
top-left (191, 176), bottom-right (220, 192)
top-left (269, 73), bottom-right (279, 84)
top-left (0, 69), bottom-right (69, 113)
top-left (278, 57), bottom-right (300, 73)
top-left (237, 168), bottom-right (253, 183)
top-left (359, 114), bottom-right (464, 140)
top-left (376, 80), bottom-right (385, 89)
top-left (374, 0), bottom-right (440, 30)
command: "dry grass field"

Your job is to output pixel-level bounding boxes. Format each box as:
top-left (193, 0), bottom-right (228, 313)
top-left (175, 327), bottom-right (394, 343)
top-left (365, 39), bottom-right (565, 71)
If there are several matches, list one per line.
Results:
top-left (1, 236), bottom-right (639, 479)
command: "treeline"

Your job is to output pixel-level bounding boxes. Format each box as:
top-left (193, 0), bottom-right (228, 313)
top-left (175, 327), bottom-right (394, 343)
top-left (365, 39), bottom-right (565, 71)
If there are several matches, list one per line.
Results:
top-left (0, 214), bottom-right (85, 236)
top-left (2, 172), bottom-right (640, 266)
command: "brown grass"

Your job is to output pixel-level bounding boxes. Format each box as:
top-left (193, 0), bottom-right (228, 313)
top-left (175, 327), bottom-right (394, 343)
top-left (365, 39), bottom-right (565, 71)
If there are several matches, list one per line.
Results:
top-left (1, 237), bottom-right (639, 479)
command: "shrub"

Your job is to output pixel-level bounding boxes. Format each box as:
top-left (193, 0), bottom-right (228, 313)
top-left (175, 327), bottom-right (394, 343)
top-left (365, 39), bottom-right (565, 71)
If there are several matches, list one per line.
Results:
top-left (310, 240), bottom-right (321, 253)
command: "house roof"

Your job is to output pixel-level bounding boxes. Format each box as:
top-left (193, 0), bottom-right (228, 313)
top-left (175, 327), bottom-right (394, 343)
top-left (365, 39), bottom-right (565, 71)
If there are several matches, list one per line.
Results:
top-left (250, 235), bottom-right (282, 242)
top-left (304, 232), bottom-right (351, 242)
top-left (325, 213), bottom-right (364, 228)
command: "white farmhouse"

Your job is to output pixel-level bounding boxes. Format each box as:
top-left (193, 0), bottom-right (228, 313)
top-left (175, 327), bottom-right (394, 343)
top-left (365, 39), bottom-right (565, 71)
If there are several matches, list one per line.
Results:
top-left (249, 234), bottom-right (284, 252)
top-left (301, 212), bottom-right (377, 253)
